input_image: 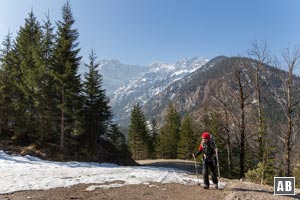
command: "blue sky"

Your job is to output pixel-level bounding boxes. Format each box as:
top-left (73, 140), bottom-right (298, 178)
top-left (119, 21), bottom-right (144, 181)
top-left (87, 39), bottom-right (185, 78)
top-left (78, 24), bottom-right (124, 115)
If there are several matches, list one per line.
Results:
top-left (0, 0), bottom-right (300, 65)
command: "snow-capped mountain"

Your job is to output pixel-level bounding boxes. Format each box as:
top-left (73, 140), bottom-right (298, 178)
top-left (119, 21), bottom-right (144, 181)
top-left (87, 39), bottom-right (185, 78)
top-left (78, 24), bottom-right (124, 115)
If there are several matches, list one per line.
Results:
top-left (142, 56), bottom-right (293, 129)
top-left (110, 57), bottom-right (209, 123)
top-left (98, 60), bottom-right (148, 96)
top-left (79, 59), bottom-right (147, 96)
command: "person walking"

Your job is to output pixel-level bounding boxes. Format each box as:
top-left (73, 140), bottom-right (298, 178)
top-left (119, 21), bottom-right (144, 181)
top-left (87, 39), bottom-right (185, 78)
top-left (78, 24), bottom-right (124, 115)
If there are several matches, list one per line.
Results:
top-left (193, 132), bottom-right (218, 189)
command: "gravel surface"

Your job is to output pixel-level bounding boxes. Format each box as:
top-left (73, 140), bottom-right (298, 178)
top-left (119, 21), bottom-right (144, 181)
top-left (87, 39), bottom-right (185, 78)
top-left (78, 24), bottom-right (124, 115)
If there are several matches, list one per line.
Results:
top-left (1, 180), bottom-right (299, 200)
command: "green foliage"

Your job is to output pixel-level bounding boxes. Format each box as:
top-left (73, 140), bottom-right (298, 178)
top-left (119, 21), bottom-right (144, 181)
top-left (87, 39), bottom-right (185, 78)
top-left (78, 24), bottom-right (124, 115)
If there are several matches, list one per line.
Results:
top-left (128, 103), bottom-right (149, 160)
top-left (33, 13), bottom-right (57, 145)
top-left (245, 161), bottom-right (274, 185)
top-left (82, 50), bottom-right (111, 150)
top-left (13, 10), bottom-right (39, 135)
top-left (107, 124), bottom-right (127, 151)
top-left (177, 114), bottom-right (195, 159)
top-left (148, 118), bottom-right (158, 158)
top-left (293, 164), bottom-right (300, 188)
top-left (53, 2), bottom-right (83, 150)
top-left (0, 32), bottom-right (15, 136)
top-left (0, 2), bottom-right (132, 164)
top-left (156, 102), bottom-right (180, 159)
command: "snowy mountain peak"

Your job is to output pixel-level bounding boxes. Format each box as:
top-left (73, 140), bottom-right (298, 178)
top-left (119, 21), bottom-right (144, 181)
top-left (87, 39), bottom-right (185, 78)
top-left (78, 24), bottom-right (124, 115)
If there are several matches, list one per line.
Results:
top-left (110, 56), bottom-right (209, 124)
top-left (83, 59), bottom-right (147, 96)
top-left (149, 57), bottom-right (209, 73)
top-left (99, 59), bottom-right (121, 68)
top-left (149, 62), bottom-right (176, 72)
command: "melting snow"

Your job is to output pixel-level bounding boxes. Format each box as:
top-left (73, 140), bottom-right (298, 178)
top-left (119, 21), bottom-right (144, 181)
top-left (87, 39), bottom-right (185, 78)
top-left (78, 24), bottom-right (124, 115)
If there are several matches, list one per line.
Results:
top-left (0, 147), bottom-right (226, 194)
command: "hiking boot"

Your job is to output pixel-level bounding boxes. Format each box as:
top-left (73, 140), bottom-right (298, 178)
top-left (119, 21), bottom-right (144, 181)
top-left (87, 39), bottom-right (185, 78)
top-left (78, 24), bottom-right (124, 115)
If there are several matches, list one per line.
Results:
top-left (214, 184), bottom-right (218, 189)
top-left (203, 185), bottom-right (209, 189)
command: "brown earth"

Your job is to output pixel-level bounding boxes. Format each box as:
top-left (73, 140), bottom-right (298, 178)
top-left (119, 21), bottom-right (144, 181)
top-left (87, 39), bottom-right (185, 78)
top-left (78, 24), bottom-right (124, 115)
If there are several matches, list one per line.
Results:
top-left (1, 180), bottom-right (299, 200)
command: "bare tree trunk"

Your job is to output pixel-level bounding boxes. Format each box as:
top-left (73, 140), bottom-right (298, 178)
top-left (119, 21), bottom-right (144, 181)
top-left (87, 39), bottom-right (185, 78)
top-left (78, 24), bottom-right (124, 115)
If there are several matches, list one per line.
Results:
top-left (286, 72), bottom-right (292, 177)
top-left (248, 40), bottom-right (271, 183)
top-left (255, 67), bottom-right (264, 159)
top-left (255, 67), bottom-right (266, 184)
top-left (225, 111), bottom-right (232, 175)
top-left (282, 47), bottom-right (300, 177)
top-left (60, 84), bottom-right (65, 151)
top-left (212, 82), bottom-right (233, 176)
top-left (236, 68), bottom-right (246, 179)
top-left (41, 100), bottom-right (45, 144)
top-left (248, 40), bottom-right (270, 161)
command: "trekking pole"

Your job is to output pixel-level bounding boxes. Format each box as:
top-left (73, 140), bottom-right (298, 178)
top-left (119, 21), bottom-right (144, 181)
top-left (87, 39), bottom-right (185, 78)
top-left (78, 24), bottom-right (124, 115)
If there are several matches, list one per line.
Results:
top-left (215, 148), bottom-right (221, 180)
top-left (192, 154), bottom-right (200, 185)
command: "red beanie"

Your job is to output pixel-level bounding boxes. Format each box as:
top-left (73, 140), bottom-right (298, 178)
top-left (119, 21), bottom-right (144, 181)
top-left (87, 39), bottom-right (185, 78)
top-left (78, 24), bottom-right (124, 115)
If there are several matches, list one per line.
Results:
top-left (202, 132), bottom-right (210, 140)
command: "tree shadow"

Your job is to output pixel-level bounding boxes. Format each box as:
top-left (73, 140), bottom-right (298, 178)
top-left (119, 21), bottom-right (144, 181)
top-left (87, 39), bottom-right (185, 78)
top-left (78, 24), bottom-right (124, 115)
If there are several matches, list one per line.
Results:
top-left (142, 161), bottom-right (200, 174)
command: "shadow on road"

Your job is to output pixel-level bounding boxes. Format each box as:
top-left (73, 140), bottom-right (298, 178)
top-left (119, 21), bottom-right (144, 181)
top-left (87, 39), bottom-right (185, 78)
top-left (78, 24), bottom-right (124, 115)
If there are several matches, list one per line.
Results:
top-left (141, 161), bottom-right (203, 174)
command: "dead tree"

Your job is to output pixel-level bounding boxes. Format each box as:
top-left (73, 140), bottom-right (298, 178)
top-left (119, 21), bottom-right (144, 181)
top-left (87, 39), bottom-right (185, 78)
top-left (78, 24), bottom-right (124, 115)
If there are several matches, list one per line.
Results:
top-left (248, 40), bottom-right (271, 183)
top-left (282, 47), bottom-right (300, 176)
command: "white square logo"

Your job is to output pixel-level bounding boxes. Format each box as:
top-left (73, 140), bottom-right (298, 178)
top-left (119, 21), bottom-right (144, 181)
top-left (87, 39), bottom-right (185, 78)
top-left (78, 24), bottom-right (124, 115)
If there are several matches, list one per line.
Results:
top-left (274, 177), bottom-right (295, 195)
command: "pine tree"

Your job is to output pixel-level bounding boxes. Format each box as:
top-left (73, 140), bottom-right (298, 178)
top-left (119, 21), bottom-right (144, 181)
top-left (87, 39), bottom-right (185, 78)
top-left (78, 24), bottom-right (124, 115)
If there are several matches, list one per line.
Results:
top-left (0, 32), bottom-right (14, 135)
top-left (38, 12), bottom-right (57, 144)
top-left (157, 102), bottom-right (180, 159)
top-left (177, 114), bottom-right (195, 159)
top-left (148, 118), bottom-right (158, 158)
top-left (82, 49), bottom-right (111, 150)
top-left (106, 123), bottom-right (127, 153)
top-left (27, 12), bottom-right (58, 145)
top-left (13, 10), bottom-right (43, 142)
top-left (128, 103), bottom-right (149, 160)
top-left (53, 1), bottom-right (82, 151)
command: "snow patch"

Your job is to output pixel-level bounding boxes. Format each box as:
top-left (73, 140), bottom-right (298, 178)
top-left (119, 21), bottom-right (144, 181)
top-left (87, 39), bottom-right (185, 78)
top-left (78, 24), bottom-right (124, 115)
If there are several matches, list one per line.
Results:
top-left (0, 150), bottom-right (225, 194)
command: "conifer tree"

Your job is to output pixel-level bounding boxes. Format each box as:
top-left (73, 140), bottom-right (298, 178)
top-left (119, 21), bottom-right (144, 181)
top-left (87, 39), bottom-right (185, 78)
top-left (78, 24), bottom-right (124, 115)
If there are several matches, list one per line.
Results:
top-left (37, 12), bottom-right (57, 144)
top-left (157, 102), bottom-right (180, 159)
top-left (148, 118), bottom-right (158, 158)
top-left (53, 1), bottom-right (82, 150)
top-left (82, 50), bottom-right (111, 150)
top-left (128, 103), bottom-right (149, 160)
top-left (155, 128), bottom-right (165, 159)
top-left (30, 13), bottom-right (57, 145)
top-left (106, 123), bottom-right (127, 153)
top-left (0, 32), bottom-right (14, 135)
top-left (13, 10), bottom-right (43, 142)
top-left (177, 114), bottom-right (195, 159)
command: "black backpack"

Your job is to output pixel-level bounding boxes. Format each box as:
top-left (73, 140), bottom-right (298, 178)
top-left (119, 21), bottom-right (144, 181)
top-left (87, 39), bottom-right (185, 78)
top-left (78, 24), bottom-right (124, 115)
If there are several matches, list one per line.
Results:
top-left (202, 140), bottom-right (215, 160)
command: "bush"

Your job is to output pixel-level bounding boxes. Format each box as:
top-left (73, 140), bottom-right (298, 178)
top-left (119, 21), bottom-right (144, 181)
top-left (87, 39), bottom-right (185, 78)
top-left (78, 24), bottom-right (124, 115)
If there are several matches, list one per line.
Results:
top-left (245, 162), bottom-right (274, 185)
top-left (293, 164), bottom-right (300, 188)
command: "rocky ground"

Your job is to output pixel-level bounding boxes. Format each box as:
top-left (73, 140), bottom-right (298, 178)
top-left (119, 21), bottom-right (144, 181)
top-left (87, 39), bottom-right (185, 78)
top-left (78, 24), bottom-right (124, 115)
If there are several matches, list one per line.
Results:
top-left (1, 160), bottom-right (299, 200)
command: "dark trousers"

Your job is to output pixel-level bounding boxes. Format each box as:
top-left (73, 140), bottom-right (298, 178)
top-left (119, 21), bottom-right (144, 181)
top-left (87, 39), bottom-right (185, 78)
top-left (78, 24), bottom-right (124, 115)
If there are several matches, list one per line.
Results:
top-left (202, 159), bottom-right (218, 187)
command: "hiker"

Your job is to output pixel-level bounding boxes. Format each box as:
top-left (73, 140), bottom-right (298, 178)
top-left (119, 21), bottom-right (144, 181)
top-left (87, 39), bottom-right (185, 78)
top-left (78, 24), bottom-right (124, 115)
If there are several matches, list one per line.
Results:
top-left (192, 132), bottom-right (218, 189)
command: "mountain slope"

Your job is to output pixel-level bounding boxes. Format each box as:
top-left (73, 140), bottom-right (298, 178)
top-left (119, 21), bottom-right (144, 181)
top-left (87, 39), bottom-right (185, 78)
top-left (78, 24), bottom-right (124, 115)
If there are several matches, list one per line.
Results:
top-left (143, 56), bottom-right (290, 125)
top-left (79, 59), bottom-right (147, 96)
top-left (99, 60), bottom-right (147, 96)
top-left (111, 57), bottom-right (208, 124)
